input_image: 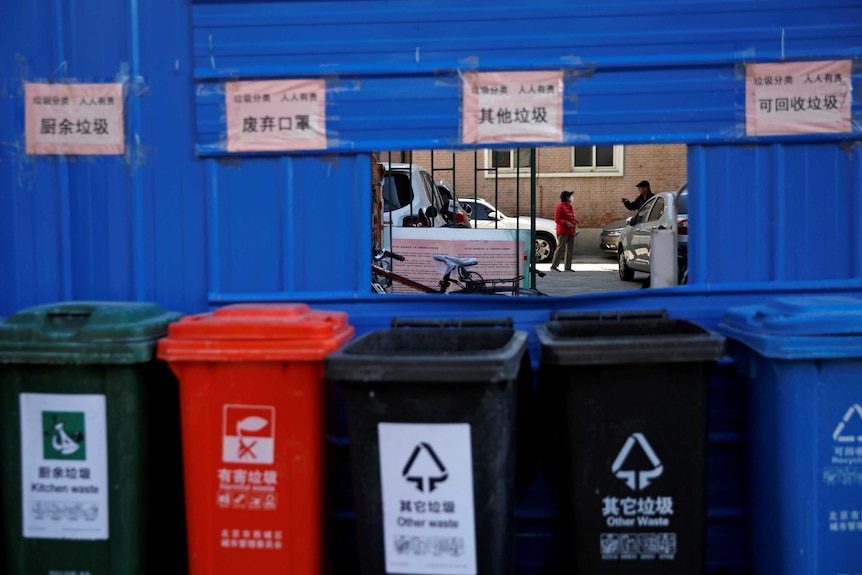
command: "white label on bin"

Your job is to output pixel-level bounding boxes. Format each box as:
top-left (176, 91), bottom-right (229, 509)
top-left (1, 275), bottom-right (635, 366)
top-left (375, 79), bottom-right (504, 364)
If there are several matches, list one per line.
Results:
top-left (601, 433), bottom-right (677, 561)
top-left (222, 404), bottom-right (275, 465)
top-left (378, 423), bottom-right (477, 575)
top-left (19, 393), bottom-right (109, 540)
top-left (824, 403), bottom-right (862, 486)
top-left (832, 404), bottom-right (862, 444)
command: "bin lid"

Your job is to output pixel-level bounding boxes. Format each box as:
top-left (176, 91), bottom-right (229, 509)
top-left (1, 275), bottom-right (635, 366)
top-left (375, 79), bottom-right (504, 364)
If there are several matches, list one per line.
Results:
top-left (156, 303), bottom-right (354, 362)
top-left (324, 325), bottom-right (529, 384)
top-left (0, 301), bottom-right (183, 364)
top-left (718, 296), bottom-right (862, 359)
top-left (536, 315), bottom-right (725, 366)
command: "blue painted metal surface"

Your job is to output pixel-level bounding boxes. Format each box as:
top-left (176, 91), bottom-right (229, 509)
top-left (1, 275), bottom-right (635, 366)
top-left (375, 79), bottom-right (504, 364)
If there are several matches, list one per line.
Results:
top-left (191, 0), bottom-right (862, 153)
top-left (688, 142), bottom-right (862, 285)
top-left (3, 2), bottom-right (862, 574)
top-left (717, 296), bottom-right (862, 575)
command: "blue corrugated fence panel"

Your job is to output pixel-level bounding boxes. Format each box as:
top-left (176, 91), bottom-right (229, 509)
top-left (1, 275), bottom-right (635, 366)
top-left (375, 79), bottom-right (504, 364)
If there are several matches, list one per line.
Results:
top-left (206, 154), bottom-right (367, 296)
top-left (191, 0), bottom-right (862, 153)
top-left (689, 143), bottom-right (862, 285)
top-left (191, 0), bottom-right (862, 77)
top-left (196, 65), bottom-right (752, 154)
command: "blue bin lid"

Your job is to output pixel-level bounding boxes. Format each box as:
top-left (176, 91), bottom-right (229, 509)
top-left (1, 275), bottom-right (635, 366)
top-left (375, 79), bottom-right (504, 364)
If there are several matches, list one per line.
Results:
top-left (718, 296), bottom-right (862, 359)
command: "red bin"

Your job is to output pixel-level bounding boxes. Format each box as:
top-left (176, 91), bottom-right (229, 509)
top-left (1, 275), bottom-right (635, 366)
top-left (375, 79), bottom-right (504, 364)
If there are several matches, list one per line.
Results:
top-left (156, 303), bottom-right (354, 575)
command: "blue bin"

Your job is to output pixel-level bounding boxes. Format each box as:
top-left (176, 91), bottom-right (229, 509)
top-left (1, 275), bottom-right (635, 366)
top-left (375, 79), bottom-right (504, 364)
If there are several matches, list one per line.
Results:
top-left (717, 295), bottom-right (862, 575)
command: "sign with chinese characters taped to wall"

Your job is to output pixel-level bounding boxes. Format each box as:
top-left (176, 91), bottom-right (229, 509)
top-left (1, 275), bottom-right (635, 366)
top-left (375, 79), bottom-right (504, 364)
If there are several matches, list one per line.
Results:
top-left (745, 60), bottom-right (853, 136)
top-left (25, 83), bottom-right (125, 155)
top-left (225, 79), bottom-right (327, 152)
top-left (462, 70), bottom-right (564, 144)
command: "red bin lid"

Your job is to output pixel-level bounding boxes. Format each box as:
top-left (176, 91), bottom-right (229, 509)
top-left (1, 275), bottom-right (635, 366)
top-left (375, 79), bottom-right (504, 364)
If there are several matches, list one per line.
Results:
top-left (157, 303), bottom-right (354, 362)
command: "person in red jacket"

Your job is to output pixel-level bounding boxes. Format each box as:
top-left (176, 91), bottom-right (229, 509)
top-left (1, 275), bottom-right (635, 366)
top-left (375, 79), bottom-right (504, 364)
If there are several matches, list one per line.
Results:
top-left (550, 190), bottom-right (580, 272)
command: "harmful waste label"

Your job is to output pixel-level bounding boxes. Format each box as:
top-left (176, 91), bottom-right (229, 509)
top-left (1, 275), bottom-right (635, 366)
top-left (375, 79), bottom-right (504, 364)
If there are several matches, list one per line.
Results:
top-left (223, 404), bottom-right (275, 465)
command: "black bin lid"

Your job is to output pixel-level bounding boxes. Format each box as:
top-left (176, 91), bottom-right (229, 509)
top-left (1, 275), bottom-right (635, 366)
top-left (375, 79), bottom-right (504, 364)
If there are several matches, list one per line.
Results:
top-left (537, 310), bottom-right (725, 366)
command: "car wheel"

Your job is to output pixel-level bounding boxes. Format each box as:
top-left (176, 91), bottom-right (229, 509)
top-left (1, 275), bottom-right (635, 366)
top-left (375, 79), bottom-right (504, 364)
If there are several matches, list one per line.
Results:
top-left (618, 249), bottom-right (634, 281)
top-left (535, 233), bottom-right (555, 263)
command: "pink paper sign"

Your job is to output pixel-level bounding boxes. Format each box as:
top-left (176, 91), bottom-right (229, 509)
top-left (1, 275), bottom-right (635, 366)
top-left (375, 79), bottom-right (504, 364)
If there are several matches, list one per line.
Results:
top-left (25, 83), bottom-right (125, 155)
top-left (390, 236), bottom-right (524, 295)
top-left (745, 60), bottom-right (852, 136)
top-left (226, 79), bottom-right (327, 152)
top-left (462, 71), bottom-right (564, 144)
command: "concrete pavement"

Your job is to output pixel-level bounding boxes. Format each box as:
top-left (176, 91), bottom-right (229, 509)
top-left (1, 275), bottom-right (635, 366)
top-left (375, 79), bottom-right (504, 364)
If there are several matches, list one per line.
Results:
top-left (530, 228), bottom-right (649, 296)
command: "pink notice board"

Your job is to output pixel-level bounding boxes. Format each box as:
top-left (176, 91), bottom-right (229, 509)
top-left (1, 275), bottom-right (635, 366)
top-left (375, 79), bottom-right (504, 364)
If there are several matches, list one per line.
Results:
top-left (389, 228), bottom-right (525, 295)
top-left (25, 83), bottom-right (124, 155)
top-left (462, 70), bottom-right (564, 144)
top-left (745, 60), bottom-right (852, 136)
top-left (225, 79), bottom-right (327, 152)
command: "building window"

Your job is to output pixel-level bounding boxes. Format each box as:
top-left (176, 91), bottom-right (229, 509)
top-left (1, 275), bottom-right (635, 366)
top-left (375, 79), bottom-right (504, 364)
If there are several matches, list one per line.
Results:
top-left (488, 148), bottom-right (531, 172)
top-left (572, 145), bottom-right (624, 176)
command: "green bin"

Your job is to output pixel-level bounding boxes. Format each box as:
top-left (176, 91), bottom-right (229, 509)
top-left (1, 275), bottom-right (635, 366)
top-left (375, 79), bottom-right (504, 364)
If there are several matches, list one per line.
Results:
top-left (0, 301), bottom-right (187, 575)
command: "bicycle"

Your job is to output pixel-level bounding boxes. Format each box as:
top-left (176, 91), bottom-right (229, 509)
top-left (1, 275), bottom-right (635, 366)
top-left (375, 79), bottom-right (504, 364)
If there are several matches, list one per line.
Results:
top-left (372, 247), bottom-right (545, 296)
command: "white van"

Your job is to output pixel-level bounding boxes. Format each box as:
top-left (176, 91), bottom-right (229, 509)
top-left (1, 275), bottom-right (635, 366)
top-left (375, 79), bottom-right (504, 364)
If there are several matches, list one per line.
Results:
top-left (380, 162), bottom-right (447, 229)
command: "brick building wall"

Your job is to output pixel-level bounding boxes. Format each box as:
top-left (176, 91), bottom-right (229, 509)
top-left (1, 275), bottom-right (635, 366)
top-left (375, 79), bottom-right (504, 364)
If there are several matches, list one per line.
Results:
top-left (380, 144), bottom-right (687, 227)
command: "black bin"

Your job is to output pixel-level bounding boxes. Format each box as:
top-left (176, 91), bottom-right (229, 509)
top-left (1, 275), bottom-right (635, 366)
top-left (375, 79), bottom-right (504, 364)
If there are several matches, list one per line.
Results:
top-left (536, 310), bottom-right (724, 574)
top-left (324, 318), bottom-right (530, 575)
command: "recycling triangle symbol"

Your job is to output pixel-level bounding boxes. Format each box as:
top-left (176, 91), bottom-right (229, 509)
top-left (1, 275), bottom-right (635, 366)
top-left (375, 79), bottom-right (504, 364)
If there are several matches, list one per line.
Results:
top-left (612, 433), bottom-right (663, 491)
top-left (832, 404), bottom-right (862, 443)
top-left (402, 442), bottom-right (448, 492)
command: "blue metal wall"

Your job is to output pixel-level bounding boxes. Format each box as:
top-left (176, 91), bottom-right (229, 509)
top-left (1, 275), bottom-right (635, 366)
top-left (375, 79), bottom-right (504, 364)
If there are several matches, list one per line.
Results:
top-left (3, 0), bottom-right (861, 316)
top-left (689, 142), bottom-right (862, 285)
top-left (2, 4), bottom-right (862, 572)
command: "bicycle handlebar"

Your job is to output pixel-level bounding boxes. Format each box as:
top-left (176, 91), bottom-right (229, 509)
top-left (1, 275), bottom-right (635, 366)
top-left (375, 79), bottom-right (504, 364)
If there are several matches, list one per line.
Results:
top-left (372, 247), bottom-right (405, 261)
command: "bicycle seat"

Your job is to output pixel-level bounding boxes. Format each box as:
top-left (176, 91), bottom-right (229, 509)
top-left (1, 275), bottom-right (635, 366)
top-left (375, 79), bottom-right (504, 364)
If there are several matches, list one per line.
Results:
top-left (433, 255), bottom-right (478, 268)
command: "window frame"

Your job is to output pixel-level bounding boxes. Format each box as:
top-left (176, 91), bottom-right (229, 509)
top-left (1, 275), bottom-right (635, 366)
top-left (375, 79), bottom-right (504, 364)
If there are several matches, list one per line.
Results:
top-left (570, 145), bottom-right (625, 176)
top-left (484, 148), bottom-right (532, 177)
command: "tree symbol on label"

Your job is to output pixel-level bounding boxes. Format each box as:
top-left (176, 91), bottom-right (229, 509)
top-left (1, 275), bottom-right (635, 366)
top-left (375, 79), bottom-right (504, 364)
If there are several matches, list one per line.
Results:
top-left (611, 433), bottom-right (663, 491)
top-left (833, 404), bottom-right (862, 443)
top-left (402, 442), bottom-right (448, 492)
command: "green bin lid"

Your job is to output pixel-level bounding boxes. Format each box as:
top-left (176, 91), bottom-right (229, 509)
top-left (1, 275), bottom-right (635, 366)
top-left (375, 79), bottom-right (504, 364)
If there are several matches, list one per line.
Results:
top-left (0, 301), bottom-right (183, 364)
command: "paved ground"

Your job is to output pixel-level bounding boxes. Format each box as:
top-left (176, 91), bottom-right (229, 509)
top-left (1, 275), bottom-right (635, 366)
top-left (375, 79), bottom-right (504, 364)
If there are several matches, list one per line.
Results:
top-left (530, 229), bottom-right (650, 296)
top-left (531, 255), bottom-right (649, 296)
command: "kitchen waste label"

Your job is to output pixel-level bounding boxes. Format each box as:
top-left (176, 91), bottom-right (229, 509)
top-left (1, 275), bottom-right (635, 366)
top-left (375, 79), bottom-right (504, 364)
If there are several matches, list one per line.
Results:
top-left (19, 393), bottom-right (109, 540)
top-left (378, 423), bottom-right (477, 575)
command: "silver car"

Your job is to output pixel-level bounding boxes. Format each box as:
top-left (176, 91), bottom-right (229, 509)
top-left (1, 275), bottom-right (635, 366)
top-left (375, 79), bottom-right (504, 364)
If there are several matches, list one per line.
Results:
top-left (618, 184), bottom-right (688, 283)
top-left (599, 217), bottom-right (629, 255)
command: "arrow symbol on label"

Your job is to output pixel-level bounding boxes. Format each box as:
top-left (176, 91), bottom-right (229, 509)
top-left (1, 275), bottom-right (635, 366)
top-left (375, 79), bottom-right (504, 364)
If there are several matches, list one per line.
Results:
top-left (832, 404), bottom-right (862, 443)
top-left (611, 432), bottom-right (663, 491)
top-left (402, 442), bottom-right (448, 492)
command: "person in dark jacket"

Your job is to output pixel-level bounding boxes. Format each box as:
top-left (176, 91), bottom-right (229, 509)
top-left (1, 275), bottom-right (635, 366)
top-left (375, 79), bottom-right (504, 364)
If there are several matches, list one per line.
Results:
top-left (550, 190), bottom-right (580, 272)
top-left (622, 180), bottom-right (655, 211)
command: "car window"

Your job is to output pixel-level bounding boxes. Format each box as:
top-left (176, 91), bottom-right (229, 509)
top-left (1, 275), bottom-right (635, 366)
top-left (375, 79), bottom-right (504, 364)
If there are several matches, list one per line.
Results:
top-left (437, 185), bottom-right (452, 203)
top-left (633, 198), bottom-right (655, 225)
top-left (421, 171), bottom-right (444, 214)
top-left (647, 197), bottom-right (666, 222)
top-left (677, 190), bottom-right (687, 214)
top-left (467, 201), bottom-right (491, 220)
top-left (382, 172), bottom-right (412, 211)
